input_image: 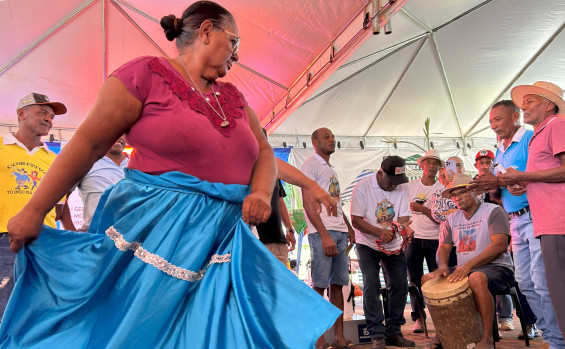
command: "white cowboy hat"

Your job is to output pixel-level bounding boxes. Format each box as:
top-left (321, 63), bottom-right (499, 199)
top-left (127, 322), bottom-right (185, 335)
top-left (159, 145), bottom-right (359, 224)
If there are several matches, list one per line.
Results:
top-left (417, 149), bottom-right (445, 168)
top-left (511, 81), bottom-right (565, 114)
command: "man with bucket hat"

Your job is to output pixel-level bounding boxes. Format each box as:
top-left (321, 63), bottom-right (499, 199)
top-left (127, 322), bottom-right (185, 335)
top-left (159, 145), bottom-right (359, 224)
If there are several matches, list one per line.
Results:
top-left (423, 174), bottom-right (514, 349)
top-left (498, 81), bottom-right (565, 340)
top-left (0, 92), bottom-right (70, 317)
top-left (406, 149), bottom-right (445, 333)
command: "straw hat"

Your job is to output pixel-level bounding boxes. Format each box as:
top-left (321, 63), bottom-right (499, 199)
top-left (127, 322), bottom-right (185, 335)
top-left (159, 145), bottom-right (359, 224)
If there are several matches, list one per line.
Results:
top-left (442, 174), bottom-right (473, 199)
top-left (417, 149), bottom-right (445, 168)
top-left (511, 81), bottom-right (565, 114)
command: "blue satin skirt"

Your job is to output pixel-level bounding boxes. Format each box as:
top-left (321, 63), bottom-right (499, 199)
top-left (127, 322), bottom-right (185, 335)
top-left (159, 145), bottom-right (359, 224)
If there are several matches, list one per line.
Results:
top-left (0, 169), bottom-right (340, 348)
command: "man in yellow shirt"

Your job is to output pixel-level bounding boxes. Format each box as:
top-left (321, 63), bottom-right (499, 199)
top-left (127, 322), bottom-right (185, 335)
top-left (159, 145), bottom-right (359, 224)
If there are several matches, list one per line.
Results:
top-left (0, 93), bottom-right (69, 317)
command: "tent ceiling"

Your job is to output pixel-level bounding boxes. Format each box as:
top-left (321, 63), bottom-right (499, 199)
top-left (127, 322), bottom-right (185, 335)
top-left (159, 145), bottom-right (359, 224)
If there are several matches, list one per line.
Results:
top-left (1, 0), bottom-right (564, 146)
top-left (273, 0), bottom-right (565, 144)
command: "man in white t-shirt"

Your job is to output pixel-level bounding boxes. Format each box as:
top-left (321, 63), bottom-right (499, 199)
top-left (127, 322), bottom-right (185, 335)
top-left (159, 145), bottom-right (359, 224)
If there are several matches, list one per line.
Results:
top-left (300, 127), bottom-right (355, 349)
top-left (423, 175), bottom-right (514, 349)
top-left (406, 149), bottom-right (445, 332)
top-left (351, 155), bottom-right (415, 349)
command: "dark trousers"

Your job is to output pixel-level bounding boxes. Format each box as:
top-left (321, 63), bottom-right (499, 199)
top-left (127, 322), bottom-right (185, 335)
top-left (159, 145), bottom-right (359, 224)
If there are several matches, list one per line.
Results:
top-left (540, 235), bottom-right (565, 340)
top-left (405, 238), bottom-right (439, 321)
top-left (0, 234), bottom-right (15, 319)
top-left (356, 244), bottom-right (408, 339)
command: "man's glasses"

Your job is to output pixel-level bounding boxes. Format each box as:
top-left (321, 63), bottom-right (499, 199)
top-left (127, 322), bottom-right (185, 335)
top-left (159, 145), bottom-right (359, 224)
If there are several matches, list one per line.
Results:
top-left (450, 188), bottom-right (470, 199)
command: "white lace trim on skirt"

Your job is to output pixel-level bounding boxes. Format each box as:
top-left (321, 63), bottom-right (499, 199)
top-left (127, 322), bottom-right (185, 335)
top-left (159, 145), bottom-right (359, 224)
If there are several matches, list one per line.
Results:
top-left (105, 226), bottom-right (231, 282)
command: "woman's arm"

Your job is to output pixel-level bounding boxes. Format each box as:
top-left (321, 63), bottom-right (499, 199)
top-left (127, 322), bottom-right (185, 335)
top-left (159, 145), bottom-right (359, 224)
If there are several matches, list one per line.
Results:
top-left (243, 105), bottom-right (276, 225)
top-left (8, 77), bottom-right (142, 252)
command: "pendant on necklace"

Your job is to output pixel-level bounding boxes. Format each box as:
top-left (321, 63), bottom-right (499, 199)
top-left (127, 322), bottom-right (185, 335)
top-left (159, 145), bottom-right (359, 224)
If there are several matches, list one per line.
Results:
top-left (221, 120), bottom-right (230, 127)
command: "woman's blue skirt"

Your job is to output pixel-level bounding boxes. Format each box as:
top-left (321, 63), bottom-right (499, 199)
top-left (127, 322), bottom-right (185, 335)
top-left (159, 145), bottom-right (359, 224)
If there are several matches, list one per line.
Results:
top-left (0, 169), bottom-right (340, 348)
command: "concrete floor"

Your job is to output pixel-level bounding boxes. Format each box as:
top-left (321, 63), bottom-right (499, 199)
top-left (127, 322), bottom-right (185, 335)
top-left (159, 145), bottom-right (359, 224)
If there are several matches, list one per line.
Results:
top-left (340, 305), bottom-right (546, 349)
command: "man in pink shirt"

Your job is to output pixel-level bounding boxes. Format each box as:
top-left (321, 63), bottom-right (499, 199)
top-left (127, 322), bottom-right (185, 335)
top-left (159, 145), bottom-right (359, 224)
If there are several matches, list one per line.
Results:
top-left (499, 81), bottom-right (565, 341)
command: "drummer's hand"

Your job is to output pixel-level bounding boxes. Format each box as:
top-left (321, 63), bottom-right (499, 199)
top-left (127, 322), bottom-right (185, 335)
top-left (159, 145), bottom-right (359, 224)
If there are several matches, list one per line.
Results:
top-left (447, 264), bottom-right (470, 283)
top-left (7, 208), bottom-right (44, 253)
top-left (242, 192), bottom-right (271, 226)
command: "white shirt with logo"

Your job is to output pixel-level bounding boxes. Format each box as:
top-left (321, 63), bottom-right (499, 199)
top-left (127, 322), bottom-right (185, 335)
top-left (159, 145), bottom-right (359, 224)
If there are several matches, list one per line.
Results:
top-left (300, 153), bottom-right (347, 233)
top-left (350, 174), bottom-right (411, 252)
top-left (408, 179), bottom-right (444, 239)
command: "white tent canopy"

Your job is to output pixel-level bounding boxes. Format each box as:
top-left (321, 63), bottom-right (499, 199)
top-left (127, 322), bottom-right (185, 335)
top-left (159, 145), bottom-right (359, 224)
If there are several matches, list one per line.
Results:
top-left (270, 0), bottom-right (565, 154)
top-left (1, 0), bottom-right (564, 151)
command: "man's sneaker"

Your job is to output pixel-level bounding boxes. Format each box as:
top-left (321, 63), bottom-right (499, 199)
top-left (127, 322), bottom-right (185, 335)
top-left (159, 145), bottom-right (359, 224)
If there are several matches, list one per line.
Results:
top-left (371, 338), bottom-right (386, 349)
top-left (412, 318), bottom-right (425, 333)
top-left (499, 318), bottom-right (514, 331)
top-left (385, 334), bottom-right (416, 347)
top-left (518, 324), bottom-right (541, 340)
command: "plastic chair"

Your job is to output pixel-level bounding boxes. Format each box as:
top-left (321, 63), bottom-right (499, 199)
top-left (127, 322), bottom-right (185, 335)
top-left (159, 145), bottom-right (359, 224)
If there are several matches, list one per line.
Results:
top-left (491, 286), bottom-right (530, 347)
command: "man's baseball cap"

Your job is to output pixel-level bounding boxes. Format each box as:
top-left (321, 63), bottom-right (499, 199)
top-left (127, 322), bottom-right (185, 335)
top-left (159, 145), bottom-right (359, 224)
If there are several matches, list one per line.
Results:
top-left (381, 155), bottom-right (409, 185)
top-left (17, 92), bottom-right (67, 115)
top-left (475, 149), bottom-right (495, 161)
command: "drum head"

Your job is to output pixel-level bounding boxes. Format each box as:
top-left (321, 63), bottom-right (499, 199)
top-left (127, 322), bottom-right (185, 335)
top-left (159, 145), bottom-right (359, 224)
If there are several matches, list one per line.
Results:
top-left (421, 276), bottom-right (469, 300)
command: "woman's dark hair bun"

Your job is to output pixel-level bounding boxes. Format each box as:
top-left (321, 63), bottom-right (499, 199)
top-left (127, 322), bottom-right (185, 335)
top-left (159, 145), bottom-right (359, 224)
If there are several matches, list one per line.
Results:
top-left (160, 14), bottom-right (182, 41)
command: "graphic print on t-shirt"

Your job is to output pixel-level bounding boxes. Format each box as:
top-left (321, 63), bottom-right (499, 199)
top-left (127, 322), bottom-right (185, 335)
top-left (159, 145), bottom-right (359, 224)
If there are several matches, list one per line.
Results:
top-left (458, 228), bottom-right (477, 252)
top-left (412, 193), bottom-right (428, 215)
top-left (375, 198), bottom-right (395, 228)
top-left (6, 163), bottom-right (46, 194)
top-left (328, 175), bottom-right (340, 200)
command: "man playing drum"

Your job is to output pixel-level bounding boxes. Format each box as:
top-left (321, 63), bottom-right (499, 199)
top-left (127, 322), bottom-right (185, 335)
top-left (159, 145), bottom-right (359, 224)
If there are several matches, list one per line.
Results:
top-left (422, 175), bottom-right (515, 349)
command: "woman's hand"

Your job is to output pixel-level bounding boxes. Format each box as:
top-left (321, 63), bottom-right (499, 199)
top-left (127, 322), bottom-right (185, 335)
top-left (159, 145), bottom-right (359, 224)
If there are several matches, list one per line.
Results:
top-left (7, 208), bottom-right (45, 253)
top-left (242, 191), bottom-right (271, 226)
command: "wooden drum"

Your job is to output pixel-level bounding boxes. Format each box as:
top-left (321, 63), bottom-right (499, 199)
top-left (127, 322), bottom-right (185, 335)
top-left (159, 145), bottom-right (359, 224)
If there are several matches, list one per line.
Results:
top-left (421, 276), bottom-right (482, 349)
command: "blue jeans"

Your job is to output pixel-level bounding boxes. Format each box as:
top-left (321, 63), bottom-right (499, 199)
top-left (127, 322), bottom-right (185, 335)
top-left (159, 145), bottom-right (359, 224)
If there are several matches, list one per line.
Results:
top-left (0, 234), bottom-right (15, 319)
top-left (511, 212), bottom-right (565, 348)
top-left (496, 295), bottom-right (513, 319)
top-left (356, 244), bottom-right (407, 339)
top-left (405, 238), bottom-right (439, 321)
top-left (308, 231), bottom-right (349, 288)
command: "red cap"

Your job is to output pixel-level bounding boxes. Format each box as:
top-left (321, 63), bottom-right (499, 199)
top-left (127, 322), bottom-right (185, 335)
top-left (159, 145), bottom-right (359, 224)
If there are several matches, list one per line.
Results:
top-left (475, 149), bottom-right (495, 161)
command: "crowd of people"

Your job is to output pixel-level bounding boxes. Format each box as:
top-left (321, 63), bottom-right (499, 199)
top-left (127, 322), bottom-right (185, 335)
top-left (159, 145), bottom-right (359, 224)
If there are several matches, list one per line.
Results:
top-left (0, 1), bottom-right (563, 348)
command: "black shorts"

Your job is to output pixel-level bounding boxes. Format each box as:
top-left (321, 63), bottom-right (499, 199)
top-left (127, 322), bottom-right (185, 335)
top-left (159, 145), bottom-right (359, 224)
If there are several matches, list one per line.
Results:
top-left (471, 264), bottom-right (515, 294)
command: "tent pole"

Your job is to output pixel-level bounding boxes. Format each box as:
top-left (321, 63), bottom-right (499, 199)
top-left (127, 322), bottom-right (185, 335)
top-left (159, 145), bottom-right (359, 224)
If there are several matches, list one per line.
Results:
top-left (464, 21), bottom-right (565, 138)
top-left (430, 34), bottom-right (466, 155)
top-left (300, 33), bottom-right (427, 108)
top-left (0, 0), bottom-right (96, 77)
top-left (362, 37), bottom-right (428, 138)
top-left (110, 1), bottom-right (169, 58)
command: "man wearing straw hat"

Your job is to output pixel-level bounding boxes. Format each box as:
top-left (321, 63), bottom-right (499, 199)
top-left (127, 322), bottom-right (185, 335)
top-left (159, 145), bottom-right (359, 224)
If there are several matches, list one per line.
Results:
top-left (423, 174), bottom-right (514, 349)
top-left (470, 99), bottom-right (561, 346)
top-left (499, 81), bottom-right (565, 340)
top-left (406, 149), bottom-right (444, 333)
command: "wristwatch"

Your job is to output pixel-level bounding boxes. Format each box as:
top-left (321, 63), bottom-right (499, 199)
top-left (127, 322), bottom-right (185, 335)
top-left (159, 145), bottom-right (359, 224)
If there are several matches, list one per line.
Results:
top-left (287, 228), bottom-right (295, 233)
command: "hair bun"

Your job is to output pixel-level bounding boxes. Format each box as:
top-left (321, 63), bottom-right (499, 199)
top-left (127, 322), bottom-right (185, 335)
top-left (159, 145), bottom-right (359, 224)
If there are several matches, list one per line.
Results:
top-left (160, 14), bottom-right (183, 41)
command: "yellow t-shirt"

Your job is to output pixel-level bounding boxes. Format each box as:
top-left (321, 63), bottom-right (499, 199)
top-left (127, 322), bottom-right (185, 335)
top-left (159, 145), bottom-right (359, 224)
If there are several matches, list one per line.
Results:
top-left (0, 136), bottom-right (57, 232)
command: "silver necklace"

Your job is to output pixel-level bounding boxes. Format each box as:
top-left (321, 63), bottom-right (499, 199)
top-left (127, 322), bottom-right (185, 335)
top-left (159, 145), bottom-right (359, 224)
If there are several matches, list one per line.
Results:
top-left (177, 56), bottom-right (229, 127)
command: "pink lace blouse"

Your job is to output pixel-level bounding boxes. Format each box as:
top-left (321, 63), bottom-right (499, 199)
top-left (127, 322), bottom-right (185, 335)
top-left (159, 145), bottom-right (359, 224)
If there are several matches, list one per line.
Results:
top-left (110, 56), bottom-right (259, 185)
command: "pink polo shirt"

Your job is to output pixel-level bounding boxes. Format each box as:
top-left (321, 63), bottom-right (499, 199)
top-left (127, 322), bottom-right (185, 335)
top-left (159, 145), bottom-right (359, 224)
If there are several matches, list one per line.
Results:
top-left (526, 116), bottom-right (565, 236)
top-left (110, 56), bottom-right (259, 185)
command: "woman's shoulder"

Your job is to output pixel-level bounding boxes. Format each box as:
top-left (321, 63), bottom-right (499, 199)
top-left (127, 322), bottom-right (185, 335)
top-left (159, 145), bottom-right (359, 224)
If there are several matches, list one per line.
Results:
top-left (111, 56), bottom-right (168, 77)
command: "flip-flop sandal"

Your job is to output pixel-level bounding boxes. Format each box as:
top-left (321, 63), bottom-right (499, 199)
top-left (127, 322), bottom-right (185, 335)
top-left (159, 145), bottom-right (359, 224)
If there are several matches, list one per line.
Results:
top-left (424, 342), bottom-right (443, 349)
